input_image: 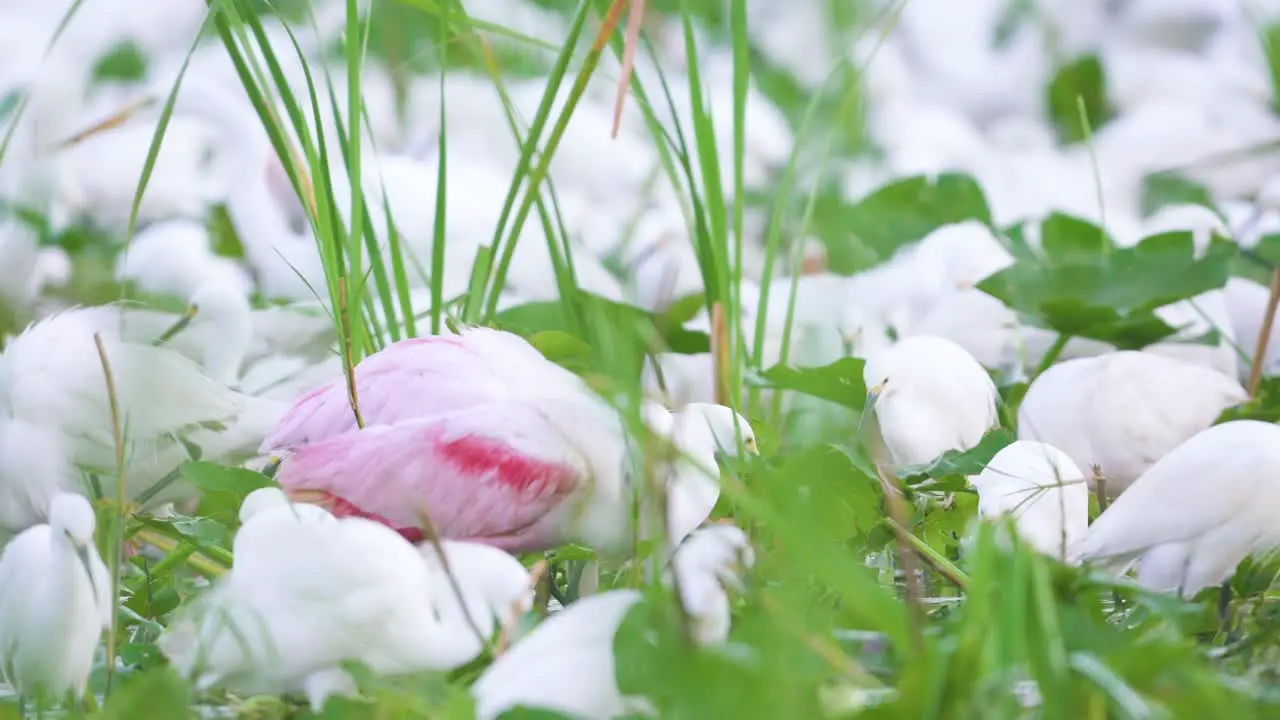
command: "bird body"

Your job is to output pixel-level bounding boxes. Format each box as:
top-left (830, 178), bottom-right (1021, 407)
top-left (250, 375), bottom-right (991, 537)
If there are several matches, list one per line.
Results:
top-left (0, 493), bottom-right (110, 701)
top-left (969, 440), bottom-right (1089, 560)
top-left (1018, 351), bottom-right (1246, 496)
top-left (863, 335), bottom-right (999, 467)
top-left (162, 488), bottom-right (531, 712)
top-left (643, 402), bottom-right (757, 548)
top-left (473, 523), bottom-right (754, 719)
top-left (265, 328), bottom-right (635, 554)
top-left (1069, 420), bottom-right (1280, 596)
top-left (0, 304), bottom-right (283, 531)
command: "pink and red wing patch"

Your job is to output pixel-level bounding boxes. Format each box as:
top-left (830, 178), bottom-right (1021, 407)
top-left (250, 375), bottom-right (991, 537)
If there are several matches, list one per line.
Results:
top-left (435, 433), bottom-right (577, 494)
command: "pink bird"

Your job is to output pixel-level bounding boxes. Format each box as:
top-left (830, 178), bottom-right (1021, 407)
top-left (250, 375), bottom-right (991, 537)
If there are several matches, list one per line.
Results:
top-left (260, 328), bottom-right (636, 554)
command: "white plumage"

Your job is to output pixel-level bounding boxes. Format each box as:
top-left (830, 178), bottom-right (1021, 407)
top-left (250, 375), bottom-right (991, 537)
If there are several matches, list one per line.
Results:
top-left (1069, 420), bottom-right (1280, 596)
top-left (863, 335), bottom-right (1000, 467)
top-left (0, 493), bottom-right (110, 701)
top-left (969, 440), bottom-right (1090, 560)
top-left (1018, 351), bottom-right (1246, 496)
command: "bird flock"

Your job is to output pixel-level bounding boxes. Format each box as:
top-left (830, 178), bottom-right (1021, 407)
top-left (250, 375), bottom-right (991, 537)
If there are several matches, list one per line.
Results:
top-left (1, 0), bottom-right (1280, 716)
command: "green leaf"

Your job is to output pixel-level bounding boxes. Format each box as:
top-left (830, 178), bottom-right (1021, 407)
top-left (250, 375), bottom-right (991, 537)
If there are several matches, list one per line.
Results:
top-left (93, 667), bottom-right (191, 720)
top-left (978, 216), bottom-right (1234, 348)
top-left (179, 460), bottom-right (275, 495)
top-left (1046, 54), bottom-right (1114, 144)
top-left (92, 40), bottom-right (149, 83)
top-left (1139, 173), bottom-right (1218, 219)
top-left (494, 293), bottom-right (710, 355)
top-left (898, 428), bottom-right (1016, 485)
top-left (748, 357), bottom-right (868, 410)
top-left (833, 174), bottom-right (993, 274)
top-left (527, 330), bottom-right (592, 371)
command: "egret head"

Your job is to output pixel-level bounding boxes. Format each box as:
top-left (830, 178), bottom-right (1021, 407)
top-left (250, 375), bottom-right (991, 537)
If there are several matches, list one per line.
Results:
top-left (187, 280), bottom-right (254, 387)
top-left (49, 493), bottom-right (100, 598)
top-left (239, 487), bottom-right (290, 524)
top-left (679, 403), bottom-right (758, 457)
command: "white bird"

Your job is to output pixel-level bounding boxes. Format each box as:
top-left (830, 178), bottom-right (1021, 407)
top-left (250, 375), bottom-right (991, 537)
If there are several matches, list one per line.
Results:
top-left (1069, 420), bottom-right (1280, 597)
top-left (643, 402), bottom-right (758, 549)
top-left (115, 220), bottom-right (254, 302)
top-left (969, 441), bottom-right (1090, 561)
top-left (473, 525), bottom-right (754, 720)
top-left (0, 303), bottom-right (285, 532)
top-left (862, 335), bottom-right (1000, 468)
top-left (0, 493), bottom-right (110, 703)
top-left (1018, 352), bottom-right (1247, 497)
top-left (161, 488), bottom-right (532, 712)
top-left (472, 590), bottom-right (650, 720)
top-left (666, 523), bottom-right (755, 646)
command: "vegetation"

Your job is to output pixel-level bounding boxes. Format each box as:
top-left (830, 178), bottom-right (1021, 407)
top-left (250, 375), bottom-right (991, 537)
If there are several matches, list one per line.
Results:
top-left (4, 0), bottom-right (1280, 718)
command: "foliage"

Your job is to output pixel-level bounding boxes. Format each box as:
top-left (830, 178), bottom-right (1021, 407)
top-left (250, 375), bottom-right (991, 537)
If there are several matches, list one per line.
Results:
top-left (0, 0), bottom-right (1277, 718)
top-left (978, 214), bottom-right (1235, 348)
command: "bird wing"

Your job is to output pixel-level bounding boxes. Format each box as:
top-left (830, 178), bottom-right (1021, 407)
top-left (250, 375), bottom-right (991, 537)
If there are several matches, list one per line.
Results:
top-left (0, 528), bottom-right (53, 681)
top-left (1017, 358), bottom-right (1100, 474)
top-left (275, 399), bottom-right (598, 549)
top-left (1090, 353), bottom-right (1246, 481)
top-left (1070, 424), bottom-right (1278, 561)
top-left (259, 335), bottom-right (509, 451)
top-left (0, 309), bottom-right (242, 449)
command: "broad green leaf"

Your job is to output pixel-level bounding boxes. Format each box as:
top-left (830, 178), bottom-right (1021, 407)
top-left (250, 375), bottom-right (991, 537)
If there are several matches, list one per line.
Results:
top-left (93, 667), bottom-right (191, 720)
top-left (1046, 54), bottom-right (1113, 144)
top-left (898, 428), bottom-right (1016, 485)
top-left (527, 330), bottom-right (592, 371)
top-left (748, 357), bottom-right (868, 410)
top-left (179, 460), bottom-right (275, 495)
top-left (1139, 173), bottom-right (1218, 219)
top-left (978, 216), bottom-right (1234, 348)
top-left (92, 40), bottom-right (149, 82)
top-left (831, 174), bottom-right (993, 274)
top-left (494, 293), bottom-right (710, 355)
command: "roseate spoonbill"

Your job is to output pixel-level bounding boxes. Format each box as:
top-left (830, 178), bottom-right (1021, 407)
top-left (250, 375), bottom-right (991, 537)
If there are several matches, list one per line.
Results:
top-left (0, 493), bottom-right (110, 705)
top-left (862, 335), bottom-right (1000, 468)
top-left (969, 440), bottom-right (1089, 561)
top-left (161, 488), bottom-right (533, 713)
top-left (1018, 351), bottom-right (1246, 497)
top-left (473, 524), bottom-right (754, 720)
top-left (1069, 420), bottom-right (1280, 597)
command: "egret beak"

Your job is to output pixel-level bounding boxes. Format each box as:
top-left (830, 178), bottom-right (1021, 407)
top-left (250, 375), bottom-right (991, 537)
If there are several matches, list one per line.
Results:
top-left (67, 533), bottom-right (100, 603)
top-left (56, 95), bottom-right (159, 150)
top-left (854, 384), bottom-right (883, 447)
top-left (153, 304), bottom-right (198, 347)
top-left (743, 437), bottom-right (759, 456)
top-left (286, 488), bottom-right (332, 507)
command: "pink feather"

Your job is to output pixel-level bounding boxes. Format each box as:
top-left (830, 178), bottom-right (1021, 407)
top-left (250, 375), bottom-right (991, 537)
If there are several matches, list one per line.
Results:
top-left (264, 329), bottom-right (630, 552)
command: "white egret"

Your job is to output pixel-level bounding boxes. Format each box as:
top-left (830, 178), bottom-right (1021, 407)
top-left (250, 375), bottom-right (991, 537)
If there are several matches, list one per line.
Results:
top-left (969, 440), bottom-right (1089, 561)
top-left (1018, 351), bottom-right (1246, 497)
top-left (862, 335), bottom-right (1000, 468)
top-left (0, 493), bottom-right (110, 704)
top-left (473, 524), bottom-right (754, 720)
top-left (1069, 420), bottom-right (1280, 597)
top-left (162, 489), bottom-right (531, 712)
top-left (643, 402), bottom-right (758, 549)
top-left (0, 303), bottom-right (285, 531)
